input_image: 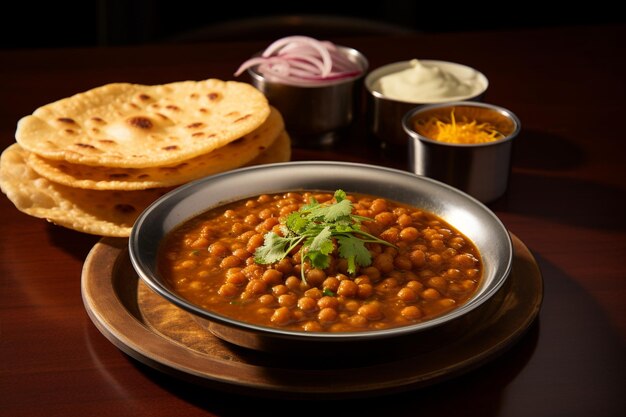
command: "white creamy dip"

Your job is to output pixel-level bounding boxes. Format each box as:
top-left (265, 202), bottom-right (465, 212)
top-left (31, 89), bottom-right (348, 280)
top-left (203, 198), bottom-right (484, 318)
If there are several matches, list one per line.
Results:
top-left (377, 59), bottom-right (482, 102)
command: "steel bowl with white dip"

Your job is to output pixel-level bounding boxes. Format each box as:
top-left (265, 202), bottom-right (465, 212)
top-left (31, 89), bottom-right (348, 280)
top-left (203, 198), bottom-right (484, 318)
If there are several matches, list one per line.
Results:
top-left (366, 59), bottom-right (488, 147)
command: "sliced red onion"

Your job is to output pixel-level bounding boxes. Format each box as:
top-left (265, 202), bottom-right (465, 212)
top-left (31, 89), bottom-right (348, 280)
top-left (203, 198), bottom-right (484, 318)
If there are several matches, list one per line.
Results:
top-left (234, 36), bottom-right (363, 86)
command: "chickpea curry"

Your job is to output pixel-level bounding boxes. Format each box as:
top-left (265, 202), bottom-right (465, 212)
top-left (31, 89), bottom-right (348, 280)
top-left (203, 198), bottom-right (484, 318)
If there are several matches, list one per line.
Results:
top-left (158, 190), bottom-right (482, 332)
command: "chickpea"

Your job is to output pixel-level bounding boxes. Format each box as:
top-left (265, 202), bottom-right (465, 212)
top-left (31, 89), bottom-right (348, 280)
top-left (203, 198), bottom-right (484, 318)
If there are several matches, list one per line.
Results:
top-left (189, 236), bottom-right (209, 249)
top-left (258, 294), bottom-right (275, 305)
top-left (232, 248), bottom-right (250, 260)
top-left (452, 254), bottom-right (477, 269)
top-left (438, 298), bottom-right (456, 309)
top-left (348, 315), bottom-right (368, 328)
top-left (337, 280), bottom-right (358, 297)
top-left (353, 275), bottom-right (371, 285)
top-left (449, 237), bottom-right (466, 250)
top-left (220, 255), bottom-right (241, 269)
top-left (304, 288), bottom-right (323, 299)
top-left (303, 321), bottom-right (323, 332)
top-left (318, 296), bottom-right (339, 310)
top-left (223, 209), bottom-right (237, 218)
top-left (380, 227), bottom-right (400, 243)
top-left (373, 253), bottom-right (394, 273)
top-left (427, 276), bottom-right (447, 292)
top-left (394, 255), bottom-right (413, 271)
top-left (242, 264), bottom-right (263, 280)
top-left (318, 307), bottom-right (338, 323)
top-left (445, 268), bottom-right (462, 280)
top-left (377, 277), bottom-right (399, 292)
top-left (274, 258), bottom-right (294, 275)
top-left (278, 293), bottom-right (298, 308)
top-left (409, 249), bottom-right (426, 268)
top-left (261, 217), bottom-right (279, 231)
top-left (257, 194), bottom-right (271, 203)
top-left (281, 276), bottom-right (298, 290)
top-left (370, 198), bottom-right (388, 214)
top-left (358, 302), bottom-right (383, 321)
top-left (397, 287), bottom-right (418, 302)
top-left (465, 269), bottom-right (480, 279)
top-left (361, 266), bottom-right (381, 282)
top-left (421, 288), bottom-right (441, 300)
top-left (218, 283), bottom-right (238, 297)
top-left (397, 213), bottom-right (413, 227)
top-left (297, 296), bottom-right (318, 312)
top-left (225, 270), bottom-right (246, 286)
top-left (272, 284), bottom-right (289, 296)
top-left (208, 242), bottom-right (228, 257)
top-left (441, 248), bottom-right (458, 260)
top-left (428, 254), bottom-right (443, 267)
top-left (357, 283), bottom-right (374, 299)
top-left (401, 306), bottom-right (422, 320)
top-left (399, 226), bottom-right (419, 242)
top-left (178, 259), bottom-right (197, 270)
top-left (430, 239), bottom-right (446, 251)
top-left (374, 211), bottom-right (396, 227)
top-left (261, 269), bottom-right (283, 286)
top-left (405, 280), bottom-right (424, 291)
top-left (344, 300), bottom-right (360, 312)
top-left (271, 307), bottom-right (292, 326)
top-left (306, 269), bottom-right (327, 287)
top-left (246, 233), bottom-right (265, 252)
top-left (231, 223), bottom-right (246, 235)
top-left (322, 277), bottom-right (340, 292)
top-left (244, 214), bottom-right (260, 225)
top-left (246, 279), bottom-right (267, 295)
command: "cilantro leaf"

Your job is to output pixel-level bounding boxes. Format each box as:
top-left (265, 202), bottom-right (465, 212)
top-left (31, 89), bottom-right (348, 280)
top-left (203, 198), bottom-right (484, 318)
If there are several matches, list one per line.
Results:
top-left (336, 234), bottom-right (372, 275)
top-left (254, 190), bottom-right (396, 282)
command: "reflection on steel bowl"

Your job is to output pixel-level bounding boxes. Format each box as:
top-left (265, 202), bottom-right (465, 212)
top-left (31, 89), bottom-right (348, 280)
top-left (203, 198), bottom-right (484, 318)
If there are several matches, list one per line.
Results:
top-left (129, 161), bottom-right (513, 354)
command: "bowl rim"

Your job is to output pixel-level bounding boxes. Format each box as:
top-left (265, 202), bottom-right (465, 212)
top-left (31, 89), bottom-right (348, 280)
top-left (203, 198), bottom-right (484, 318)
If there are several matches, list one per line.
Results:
top-left (365, 59), bottom-right (489, 104)
top-left (402, 101), bottom-right (522, 148)
top-left (129, 161), bottom-right (513, 342)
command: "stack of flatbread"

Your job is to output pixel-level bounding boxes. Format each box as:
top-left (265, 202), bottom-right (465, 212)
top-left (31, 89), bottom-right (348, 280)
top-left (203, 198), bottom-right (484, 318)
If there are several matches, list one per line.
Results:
top-left (0, 79), bottom-right (291, 237)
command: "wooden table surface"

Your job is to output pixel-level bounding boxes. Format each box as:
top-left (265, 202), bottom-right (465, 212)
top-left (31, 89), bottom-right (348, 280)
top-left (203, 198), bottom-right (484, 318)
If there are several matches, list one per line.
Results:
top-left (1, 24), bottom-right (624, 417)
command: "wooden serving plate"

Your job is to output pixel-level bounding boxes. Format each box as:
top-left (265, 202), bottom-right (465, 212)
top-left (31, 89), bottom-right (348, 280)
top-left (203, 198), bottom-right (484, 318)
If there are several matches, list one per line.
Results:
top-left (81, 233), bottom-right (542, 398)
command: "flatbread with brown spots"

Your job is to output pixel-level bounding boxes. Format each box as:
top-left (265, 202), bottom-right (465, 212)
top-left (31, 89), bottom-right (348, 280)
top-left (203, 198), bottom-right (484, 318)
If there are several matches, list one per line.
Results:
top-left (15, 79), bottom-right (270, 168)
top-left (244, 129), bottom-right (291, 167)
top-left (0, 143), bottom-right (171, 237)
top-left (0, 133), bottom-right (291, 237)
top-left (25, 106), bottom-right (284, 190)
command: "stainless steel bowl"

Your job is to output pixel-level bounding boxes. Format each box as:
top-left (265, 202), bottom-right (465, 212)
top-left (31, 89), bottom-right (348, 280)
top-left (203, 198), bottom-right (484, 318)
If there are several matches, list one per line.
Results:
top-left (129, 161), bottom-right (513, 355)
top-left (366, 60), bottom-right (488, 148)
top-left (403, 102), bottom-right (521, 204)
top-left (247, 46), bottom-right (368, 147)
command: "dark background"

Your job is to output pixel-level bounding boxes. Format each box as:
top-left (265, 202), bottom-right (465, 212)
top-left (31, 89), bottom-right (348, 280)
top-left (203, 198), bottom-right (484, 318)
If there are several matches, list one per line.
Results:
top-left (2, 0), bottom-right (624, 49)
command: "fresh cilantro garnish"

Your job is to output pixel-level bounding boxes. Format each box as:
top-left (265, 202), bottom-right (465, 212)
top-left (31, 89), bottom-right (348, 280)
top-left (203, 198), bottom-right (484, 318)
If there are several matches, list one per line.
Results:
top-left (254, 190), bottom-right (396, 283)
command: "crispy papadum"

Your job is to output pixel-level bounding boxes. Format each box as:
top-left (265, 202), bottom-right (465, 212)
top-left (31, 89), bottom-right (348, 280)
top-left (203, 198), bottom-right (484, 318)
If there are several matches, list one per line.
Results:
top-left (15, 79), bottom-right (270, 168)
top-left (0, 144), bottom-right (171, 237)
top-left (26, 107), bottom-right (284, 190)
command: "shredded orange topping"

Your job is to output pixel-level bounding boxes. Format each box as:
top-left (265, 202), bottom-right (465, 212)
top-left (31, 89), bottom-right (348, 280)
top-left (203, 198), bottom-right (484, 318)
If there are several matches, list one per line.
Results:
top-left (415, 110), bottom-right (504, 144)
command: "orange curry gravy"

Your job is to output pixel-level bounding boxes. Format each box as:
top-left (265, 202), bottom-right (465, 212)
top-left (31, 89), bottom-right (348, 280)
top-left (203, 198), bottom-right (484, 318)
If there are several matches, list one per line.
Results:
top-left (158, 191), bottom-right (482, 332)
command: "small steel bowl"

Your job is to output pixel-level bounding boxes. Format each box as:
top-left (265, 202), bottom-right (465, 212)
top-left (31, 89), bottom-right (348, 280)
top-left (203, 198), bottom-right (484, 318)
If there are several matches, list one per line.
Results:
top-left (403, 102), bottom-right (521, 204)
top-left (366, 60), bottom-right (488, 148)
top-left (129, 161), bottom-right (513, 355)
top-left (247, 46), bottom-right (368, 147)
